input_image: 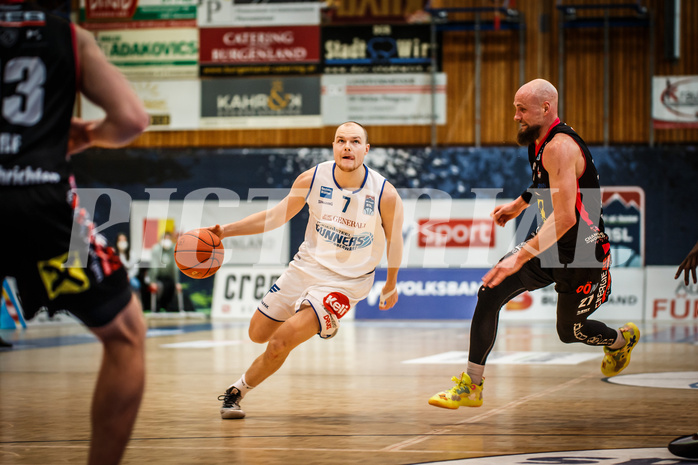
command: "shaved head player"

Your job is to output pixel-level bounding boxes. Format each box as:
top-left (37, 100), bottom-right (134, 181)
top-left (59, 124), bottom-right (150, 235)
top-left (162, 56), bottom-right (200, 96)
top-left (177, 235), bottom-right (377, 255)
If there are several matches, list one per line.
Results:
top-left (428, 79), bottom-right (640, 409)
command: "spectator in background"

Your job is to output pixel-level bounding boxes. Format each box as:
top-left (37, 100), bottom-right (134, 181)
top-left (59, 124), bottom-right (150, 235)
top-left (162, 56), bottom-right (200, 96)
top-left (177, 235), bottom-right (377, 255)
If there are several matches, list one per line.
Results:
top-left (147, 231), bottom-right (181, 312)
top-left (116, 233), bottom-right (141, 295)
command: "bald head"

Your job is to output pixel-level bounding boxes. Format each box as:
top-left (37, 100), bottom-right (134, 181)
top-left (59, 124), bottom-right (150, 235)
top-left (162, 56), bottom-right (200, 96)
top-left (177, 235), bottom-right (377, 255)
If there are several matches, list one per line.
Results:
top-left (516, 79), bottom-right (558, 115)
top-left (513, 79), bottom-right (559, 145)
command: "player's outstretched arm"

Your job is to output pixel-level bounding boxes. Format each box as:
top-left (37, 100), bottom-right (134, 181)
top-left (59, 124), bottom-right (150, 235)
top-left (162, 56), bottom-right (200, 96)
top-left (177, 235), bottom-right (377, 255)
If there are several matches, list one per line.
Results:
top-left (69, 25), bottom-right (149, 155)
top-left (379, 182), bottom-right (404, 310)
top-left (209, 169), bottom-right (314, 240)
top-left (675, 240), bottom-right (698, 285)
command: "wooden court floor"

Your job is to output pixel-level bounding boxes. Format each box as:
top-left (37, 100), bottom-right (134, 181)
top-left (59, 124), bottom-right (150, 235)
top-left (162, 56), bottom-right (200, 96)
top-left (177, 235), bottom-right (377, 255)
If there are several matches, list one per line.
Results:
top-left (1, 316), bottom-right (697, 464)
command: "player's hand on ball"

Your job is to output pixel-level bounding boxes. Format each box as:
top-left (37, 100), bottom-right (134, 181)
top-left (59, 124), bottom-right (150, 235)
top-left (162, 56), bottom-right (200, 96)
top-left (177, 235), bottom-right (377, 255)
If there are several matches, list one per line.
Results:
top-left (207, 224), bottom-right (224, 240)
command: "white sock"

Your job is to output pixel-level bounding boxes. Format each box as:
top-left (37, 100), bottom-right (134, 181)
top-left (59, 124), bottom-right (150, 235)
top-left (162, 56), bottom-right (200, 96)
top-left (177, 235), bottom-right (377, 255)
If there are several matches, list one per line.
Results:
top-left (230, 374), bottom-right (255, 398)
top-left (467, 362), bottom-right (485, 386)
top-left (609, 329), bottom-right (625, 350)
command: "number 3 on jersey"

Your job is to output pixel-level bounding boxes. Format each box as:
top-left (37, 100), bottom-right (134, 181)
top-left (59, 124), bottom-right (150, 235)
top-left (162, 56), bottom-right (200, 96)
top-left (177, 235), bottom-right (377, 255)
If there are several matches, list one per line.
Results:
top-left (2, 57), bottom-right (46, 127)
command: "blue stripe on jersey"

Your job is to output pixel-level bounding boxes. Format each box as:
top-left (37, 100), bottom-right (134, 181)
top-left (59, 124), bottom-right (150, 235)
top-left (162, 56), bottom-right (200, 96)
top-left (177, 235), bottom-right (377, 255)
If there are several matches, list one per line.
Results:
top-left (377, 179), bottom-right (387, 217)
top-left (306, 165), bottom-right (319, 201)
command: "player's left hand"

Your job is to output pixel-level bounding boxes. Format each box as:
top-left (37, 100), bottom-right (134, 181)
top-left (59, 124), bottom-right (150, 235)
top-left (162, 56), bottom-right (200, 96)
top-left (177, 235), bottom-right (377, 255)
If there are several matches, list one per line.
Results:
top-left (67, 117), bottom-right (97, 156)
top-left (379, 286), bottom-right (398, 310)
top-left (675, 251), bottom-right (698, 285)
top-left (482, 253), bottom-right (523, 288)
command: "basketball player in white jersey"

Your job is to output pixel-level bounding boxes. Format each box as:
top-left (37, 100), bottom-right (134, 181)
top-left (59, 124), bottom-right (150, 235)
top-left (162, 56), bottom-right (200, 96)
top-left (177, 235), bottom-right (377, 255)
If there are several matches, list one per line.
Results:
top-left (209, 121), bottom-right (404, 419)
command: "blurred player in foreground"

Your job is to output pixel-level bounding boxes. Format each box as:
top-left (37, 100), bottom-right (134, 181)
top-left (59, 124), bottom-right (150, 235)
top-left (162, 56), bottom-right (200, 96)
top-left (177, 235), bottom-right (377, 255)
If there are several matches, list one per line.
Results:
top-left (0, 2), bottom-right (149, 463)
top-left (210, 121), bottom-right (404, 419)
top-left (429, 79), bottom-right (639, 410)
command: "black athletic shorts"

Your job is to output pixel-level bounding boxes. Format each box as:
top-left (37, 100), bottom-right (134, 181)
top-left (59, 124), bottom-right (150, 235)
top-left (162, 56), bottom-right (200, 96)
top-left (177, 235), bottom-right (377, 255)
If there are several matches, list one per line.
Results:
top-left (0, 183), bottom-right (131, 328)
top-left (508, 241), bottom-right (612, 317)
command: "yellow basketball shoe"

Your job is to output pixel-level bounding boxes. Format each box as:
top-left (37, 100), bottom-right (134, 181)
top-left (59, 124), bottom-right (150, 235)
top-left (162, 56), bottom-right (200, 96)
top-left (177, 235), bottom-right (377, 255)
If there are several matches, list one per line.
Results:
top-left (601, 322), bottom-right (640, 377)
top-left (428, 372), bottom-right (484, 409)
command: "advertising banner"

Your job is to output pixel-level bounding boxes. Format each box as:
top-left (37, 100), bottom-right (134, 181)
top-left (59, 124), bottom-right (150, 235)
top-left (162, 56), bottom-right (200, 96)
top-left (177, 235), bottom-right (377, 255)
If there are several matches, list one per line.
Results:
top-left (95, 28), bottom-right (198, 79)
top-left (325, 0), bottom-right (428, 24)
top-left (211, 266), bottom-right (287, 320)
top-left (199, 25), bottom-right (320, 77)
top-left (652, 76), bottom-right (698, 129)
top-left (197, 0), bottom-right (321, 28)
top-left (322, 73), bottom-right (446, 125)
top-left (322, 24), bottom-right (440, 74)
top-left (80, 0), bottom-right (196, 22)
top-left (355, 268), bottom-right (486, 320)
top-left (399, 198), bottom-right (516, 268)
top-left (200, 76), bottom-right (322, 128)
top-left (128, 200), bottom-right (290, 266)
top-left (646, 266), bottom-right (698, 321)
top-left (500, 268), bottom-right (644, 322)
top-left (601, 186), bottom-right (644, 267)
top-left (81, 80), bottom-right (200, 130)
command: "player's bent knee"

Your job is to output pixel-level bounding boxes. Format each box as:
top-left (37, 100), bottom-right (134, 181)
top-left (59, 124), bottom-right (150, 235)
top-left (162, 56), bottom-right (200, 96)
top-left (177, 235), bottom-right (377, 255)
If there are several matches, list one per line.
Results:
top-left (477, 285), bottom-right (506, 309)
top-left (556, 324), bottom-right (579, 344)
top-left (248, 327), bottom-right (270, 344)
top-left (265, 337), bottom-right (290, 359)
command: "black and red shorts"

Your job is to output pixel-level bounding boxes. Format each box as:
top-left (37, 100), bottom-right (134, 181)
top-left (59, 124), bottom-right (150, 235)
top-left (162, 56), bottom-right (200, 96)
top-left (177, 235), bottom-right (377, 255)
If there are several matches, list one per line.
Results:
top-left (0, 183), bottom-right (131, 327)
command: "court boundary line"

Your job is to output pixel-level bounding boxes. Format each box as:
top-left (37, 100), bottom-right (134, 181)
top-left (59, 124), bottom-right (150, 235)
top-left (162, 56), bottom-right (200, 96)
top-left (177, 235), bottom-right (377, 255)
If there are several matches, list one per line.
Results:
top-left (381, 370), bottom-right (598, 452)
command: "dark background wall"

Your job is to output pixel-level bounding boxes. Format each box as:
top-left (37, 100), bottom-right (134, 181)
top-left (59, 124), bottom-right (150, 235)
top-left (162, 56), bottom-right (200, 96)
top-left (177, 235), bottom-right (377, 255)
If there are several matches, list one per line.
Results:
top-left (74, 144), bottom-right (698, 267)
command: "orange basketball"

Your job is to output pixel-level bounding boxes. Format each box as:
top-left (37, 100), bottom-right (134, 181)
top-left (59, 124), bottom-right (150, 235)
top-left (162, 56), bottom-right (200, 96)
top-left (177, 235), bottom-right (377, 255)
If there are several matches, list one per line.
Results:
top-left (174, 229), bottom-right (224, 279)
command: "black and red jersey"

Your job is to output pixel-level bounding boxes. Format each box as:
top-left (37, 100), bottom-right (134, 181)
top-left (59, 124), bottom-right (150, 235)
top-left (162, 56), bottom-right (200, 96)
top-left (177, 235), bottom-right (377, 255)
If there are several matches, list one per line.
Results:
top-left (526, 119), bottom-right (609, 264)
top-left (0, 1), bottom-right (77, 186)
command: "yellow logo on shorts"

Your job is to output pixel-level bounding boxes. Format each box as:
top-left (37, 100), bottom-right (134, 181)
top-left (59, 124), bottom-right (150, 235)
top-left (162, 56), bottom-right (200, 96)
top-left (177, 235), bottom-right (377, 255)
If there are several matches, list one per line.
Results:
top-left (37, 251), bottom-right (90, 300)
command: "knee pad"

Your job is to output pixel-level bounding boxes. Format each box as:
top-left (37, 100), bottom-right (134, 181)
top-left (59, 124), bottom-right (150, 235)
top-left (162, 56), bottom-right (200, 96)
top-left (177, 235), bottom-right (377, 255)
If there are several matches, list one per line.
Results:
top-left (557, 321), bottom-right (583, 344)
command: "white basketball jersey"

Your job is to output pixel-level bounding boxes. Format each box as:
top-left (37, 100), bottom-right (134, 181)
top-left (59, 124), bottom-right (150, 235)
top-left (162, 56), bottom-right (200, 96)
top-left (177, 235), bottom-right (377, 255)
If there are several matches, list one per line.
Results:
top-left (299, 161), bottom-right (387, 278)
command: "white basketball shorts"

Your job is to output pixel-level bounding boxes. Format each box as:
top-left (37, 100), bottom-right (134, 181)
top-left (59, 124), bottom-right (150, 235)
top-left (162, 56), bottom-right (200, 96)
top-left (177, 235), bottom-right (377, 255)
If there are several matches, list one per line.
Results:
top-left (258, 256), bottom-right (374, 339)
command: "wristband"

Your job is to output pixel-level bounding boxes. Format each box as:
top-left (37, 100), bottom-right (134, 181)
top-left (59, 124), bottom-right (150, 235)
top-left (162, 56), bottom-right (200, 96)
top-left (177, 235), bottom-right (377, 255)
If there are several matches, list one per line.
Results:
top-left (521, 190), bottom-right (532, 204)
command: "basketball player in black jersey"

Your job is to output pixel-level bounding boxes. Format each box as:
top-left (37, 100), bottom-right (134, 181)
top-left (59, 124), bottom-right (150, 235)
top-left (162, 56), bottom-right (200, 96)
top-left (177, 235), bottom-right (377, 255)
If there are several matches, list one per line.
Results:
top-left (429, 79), bottom-right (640, 409)
top-left (0, 2), bottom-right (149, 463)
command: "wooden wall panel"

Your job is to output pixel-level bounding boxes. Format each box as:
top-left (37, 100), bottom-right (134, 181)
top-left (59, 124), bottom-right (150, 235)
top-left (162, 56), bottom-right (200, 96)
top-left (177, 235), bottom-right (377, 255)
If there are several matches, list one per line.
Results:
top-left (126, 0), bottom-right (697, 149)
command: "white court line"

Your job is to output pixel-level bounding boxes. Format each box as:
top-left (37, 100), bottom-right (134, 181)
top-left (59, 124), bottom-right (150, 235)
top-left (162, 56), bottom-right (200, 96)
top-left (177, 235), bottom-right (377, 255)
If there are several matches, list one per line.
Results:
top-left (381, 370), bottom-right (598, 452)
top-left (0, 444), bottom-right (511, 455)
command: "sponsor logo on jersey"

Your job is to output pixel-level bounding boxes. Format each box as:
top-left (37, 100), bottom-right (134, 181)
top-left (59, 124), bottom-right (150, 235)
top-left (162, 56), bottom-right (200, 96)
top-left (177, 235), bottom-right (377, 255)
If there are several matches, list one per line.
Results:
top-left (0, 28), bottom-right (19, 47)
top-left (315, 223), bottom-right (373, 251)
top-left (323, 313), bottom-right (333, 330)
top-left (37, 251), bottom-right (91, 300)
top-left (323, 292), bottom-right (350, 318)
top-left (0, 134), bottom-right (22, 155)
top-left (26, 28), bottom-right (42, 41)
top-left (0, 165), bottom-right (61, 185)
top-left (321, 214), bottom-right (366, 229)
top-left (268, 284), bottom-right (280, 293)
top-left (0, 10), bottom-right (45, 28)
top-left (363, 195), bottom-right (375, 215)
top-left (320, 186), bottom-right (333, 198)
